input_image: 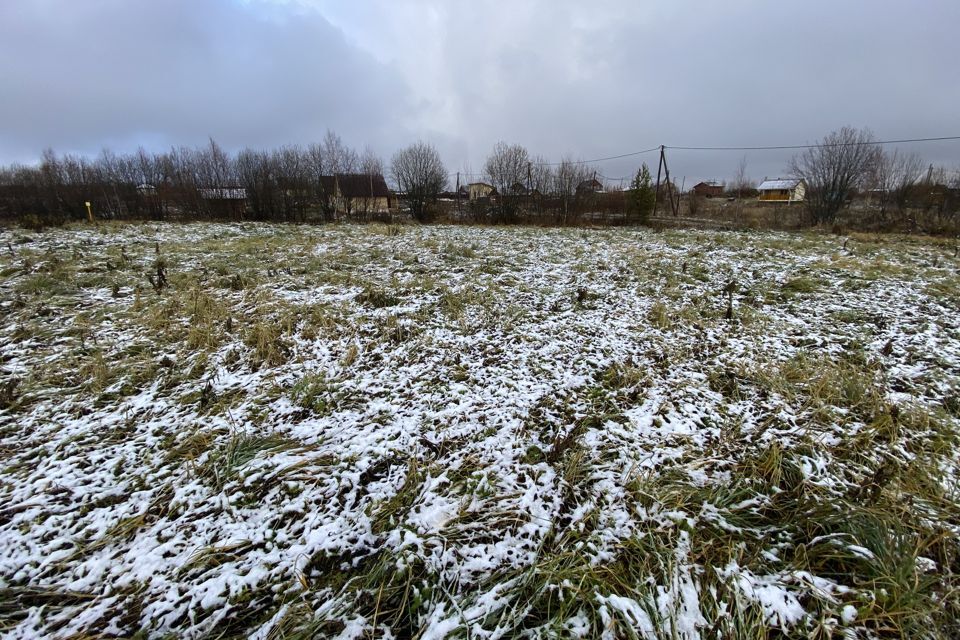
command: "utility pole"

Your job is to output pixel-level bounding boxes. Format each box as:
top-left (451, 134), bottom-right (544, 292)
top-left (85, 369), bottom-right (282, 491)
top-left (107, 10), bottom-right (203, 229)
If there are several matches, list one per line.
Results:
top-left (653, 145), bottom-right (664, 218)
top-left (527, 162), bottom-right (534, 218)
top-left (456, 171), bottom-right (461, 218)
top-left (660, 146), bottom-right (679, 217)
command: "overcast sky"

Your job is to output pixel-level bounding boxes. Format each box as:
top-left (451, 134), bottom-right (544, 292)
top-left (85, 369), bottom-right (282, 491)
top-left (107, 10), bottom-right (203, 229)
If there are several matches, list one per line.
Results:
top-left (2, 0), bottom-right (958, 185)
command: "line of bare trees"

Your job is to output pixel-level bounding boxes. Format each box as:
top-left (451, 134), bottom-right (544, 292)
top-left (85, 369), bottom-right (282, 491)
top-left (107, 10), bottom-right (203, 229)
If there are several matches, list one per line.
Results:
top-left (469, 141), bottom-right (617, 225)
top-left (0, 131), bottom-right (386, 225)
top-left (789, 126), bottom-right (959, 230)
top-left (388, 139), bottom-right (622, 225)
top-left (1, 126), bottom-right (956, 231)
top-left (0, 133), bottom-right (632, 227)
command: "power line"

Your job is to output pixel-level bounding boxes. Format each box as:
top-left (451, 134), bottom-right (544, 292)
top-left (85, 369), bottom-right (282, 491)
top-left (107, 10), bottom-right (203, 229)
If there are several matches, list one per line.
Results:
top-left (667, 135), bottom-right (960, 151)
top-left (534, 145), bottom-right (661, 166)
top-left (599, 173), bottom-right (632, 182)
top-left (446, 146), bottom-right (660, 177)
top-left (444, 134), bottom-right (959, 180)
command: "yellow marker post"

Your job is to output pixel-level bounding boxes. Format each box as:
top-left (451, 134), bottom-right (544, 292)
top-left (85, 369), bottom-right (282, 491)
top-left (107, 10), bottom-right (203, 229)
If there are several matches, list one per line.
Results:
top-left (85, 201), bottom-right (93, 222)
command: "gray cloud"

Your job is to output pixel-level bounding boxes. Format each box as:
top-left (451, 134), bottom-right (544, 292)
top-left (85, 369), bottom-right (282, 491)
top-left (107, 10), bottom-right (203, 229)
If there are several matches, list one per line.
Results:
top-left (2, 0), bottom-right (958, 184)
top-left (0, 0), bottom-right (412, 161)
top-left (414, 0), bottom-right (960, 183)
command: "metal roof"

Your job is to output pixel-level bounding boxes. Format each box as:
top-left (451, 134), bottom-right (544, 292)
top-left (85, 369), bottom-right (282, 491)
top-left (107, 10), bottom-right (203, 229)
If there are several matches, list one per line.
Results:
top-left (758, 178), bottom-right (801, 190)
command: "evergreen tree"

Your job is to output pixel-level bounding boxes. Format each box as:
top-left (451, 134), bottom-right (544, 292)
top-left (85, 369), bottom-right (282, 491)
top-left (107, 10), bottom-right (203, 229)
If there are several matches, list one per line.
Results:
top-left (629, 163), bottom-right (655, 225)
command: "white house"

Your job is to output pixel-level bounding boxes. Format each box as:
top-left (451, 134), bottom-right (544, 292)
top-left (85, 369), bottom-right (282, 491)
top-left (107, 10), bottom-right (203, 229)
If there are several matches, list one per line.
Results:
top-left (467, 182), bottom-right (496, 200)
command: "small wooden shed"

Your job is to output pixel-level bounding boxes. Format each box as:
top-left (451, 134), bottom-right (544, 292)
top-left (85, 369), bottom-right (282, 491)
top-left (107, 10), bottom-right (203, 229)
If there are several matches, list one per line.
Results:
top-left (757, 178), bottom-right (806, 202)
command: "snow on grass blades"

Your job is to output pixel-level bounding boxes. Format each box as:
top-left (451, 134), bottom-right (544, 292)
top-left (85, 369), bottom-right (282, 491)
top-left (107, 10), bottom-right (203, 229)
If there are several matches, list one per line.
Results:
top-left (0, 221), bottom-right (958, 638)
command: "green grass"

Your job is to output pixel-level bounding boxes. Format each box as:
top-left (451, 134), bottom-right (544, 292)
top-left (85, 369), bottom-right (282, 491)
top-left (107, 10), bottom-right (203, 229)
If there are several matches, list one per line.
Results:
top-left (200, 431), bottom-right (300, 491)
top-left (781, 275), bottom-right (821, 294)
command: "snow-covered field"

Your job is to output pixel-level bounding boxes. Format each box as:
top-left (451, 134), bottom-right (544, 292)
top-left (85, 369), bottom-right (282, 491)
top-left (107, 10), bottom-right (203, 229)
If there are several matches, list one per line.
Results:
top-left (1, 222), bottom-right (958, 638)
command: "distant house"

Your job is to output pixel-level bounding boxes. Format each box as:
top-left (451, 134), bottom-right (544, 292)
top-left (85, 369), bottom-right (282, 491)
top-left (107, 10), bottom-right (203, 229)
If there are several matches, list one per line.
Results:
top-left (508, 182), bottom-right (541, 197)
top-left (320, 174), bottom-right (391, 213)
top-left (467, 182), bottom-right (497, 200)
top-left (757, 178), bottom-right (806, 202)
top-left (199, 187), bottom-right (247, 200)
top-left (199, 187), bottom-right (247, 217)
top-left (692, 181), bottom-right (723, 198)
top-left (576, 178), bottom-right (604, 194)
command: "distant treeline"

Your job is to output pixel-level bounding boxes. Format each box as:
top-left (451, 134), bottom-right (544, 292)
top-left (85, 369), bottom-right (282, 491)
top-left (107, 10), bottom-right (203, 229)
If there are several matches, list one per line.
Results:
top-left (0, 133), bottom-right (384, 226)
top-left (0, 127), bottom-right (957, 231)
top-left (0, 133), bottom-right (660, 227)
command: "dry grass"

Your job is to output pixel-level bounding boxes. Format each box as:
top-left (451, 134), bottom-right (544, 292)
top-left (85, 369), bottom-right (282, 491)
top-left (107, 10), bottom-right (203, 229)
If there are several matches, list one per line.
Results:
top-left (0, 221), bottom-right (957, 638)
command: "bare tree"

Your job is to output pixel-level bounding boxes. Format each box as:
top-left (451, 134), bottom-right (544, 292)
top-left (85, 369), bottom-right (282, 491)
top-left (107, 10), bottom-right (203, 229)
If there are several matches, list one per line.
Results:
top-left (359, 146), bottom-right (385, 177)
top-left (58, 153), bottom-right (98, 219)
top-left (135, 147), bottom-right (168, 219)
top-left (528, 157), bottom-right (553, 193)
top-left (319, 131), bottom-right (360, 215)
top-left (484, 142), bottom-right (529, 223)
top-left (732, 156), bottom-right (754, 197)
top-left (306, 142), bottom-right (325, 181)
top-left (196, 138), bottom-right (233, 188)
top-left (728, 156), bottom-right (755, 225)
top-left (274, 145), bottom-right (310, 221)
top-left (236, 148), bottom-right (274, 220)
top-left (916, 164), bottom-right (955, 228)
top-left (789, 126), bottom-right (877, 225)
top-left (322, 130), bottom-right (357, 175)
top-left (166, 145), bottom-right (204, 215)
top-left (528, 155), bottom-right (553, 216)
top-left (391, 141), bottom-right (447, 223)
top-left (552, 157), bottom-right (590, 225)
top-left (36, 148), bottom-right (66, 216)
top-left (0, 163), bottom-right (46, 223)
top-left (947, 167), bottom-right (960, 228)
top-left (866, 148), bottom-right (924, 219)
top-left (306, 142), bottom-right (336, 220)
